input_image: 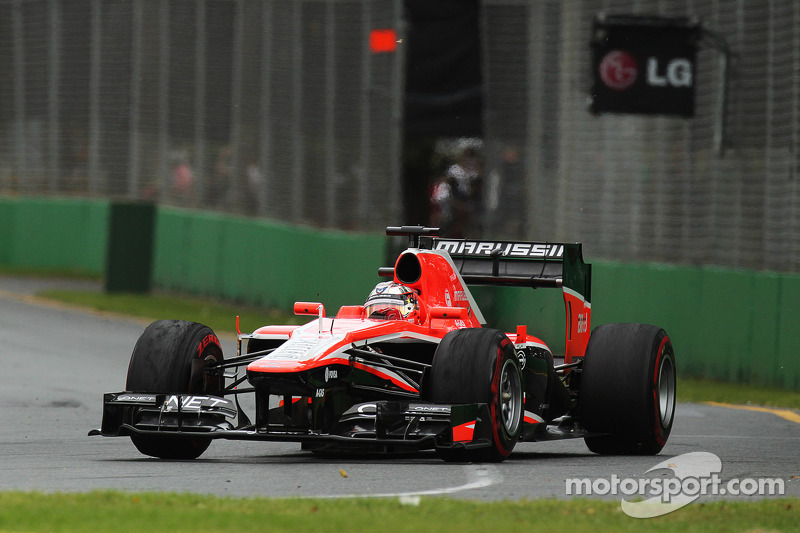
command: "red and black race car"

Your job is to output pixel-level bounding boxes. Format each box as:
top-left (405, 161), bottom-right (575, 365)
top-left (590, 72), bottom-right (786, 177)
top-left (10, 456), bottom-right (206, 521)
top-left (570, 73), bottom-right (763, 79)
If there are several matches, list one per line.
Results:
top-left (91, 226), bottom-right (676, 462)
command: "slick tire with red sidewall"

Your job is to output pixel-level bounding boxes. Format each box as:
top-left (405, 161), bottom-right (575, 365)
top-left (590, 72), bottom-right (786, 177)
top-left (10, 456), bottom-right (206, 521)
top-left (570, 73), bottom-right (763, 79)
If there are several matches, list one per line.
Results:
top-left (126, 320), bottom-right (224, 459)
top-left (580, 323), bottom-right (676, 455)
top-left (428, 328), bottom-right (523, 462)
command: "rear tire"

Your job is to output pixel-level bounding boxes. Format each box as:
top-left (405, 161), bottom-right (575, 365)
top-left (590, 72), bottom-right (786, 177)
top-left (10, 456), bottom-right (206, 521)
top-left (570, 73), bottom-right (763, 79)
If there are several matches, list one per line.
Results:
top-left (580, 323), bottom-right (676, 455)
top-left (126, 320), bottom-right (224, 459)
top-left (427, 328), bottom-right (523, 462)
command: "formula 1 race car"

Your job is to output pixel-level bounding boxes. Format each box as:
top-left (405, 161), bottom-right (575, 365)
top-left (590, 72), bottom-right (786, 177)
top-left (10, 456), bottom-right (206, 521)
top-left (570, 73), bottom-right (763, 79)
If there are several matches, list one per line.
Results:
top-left (91, 226), bottom-right (676, 462)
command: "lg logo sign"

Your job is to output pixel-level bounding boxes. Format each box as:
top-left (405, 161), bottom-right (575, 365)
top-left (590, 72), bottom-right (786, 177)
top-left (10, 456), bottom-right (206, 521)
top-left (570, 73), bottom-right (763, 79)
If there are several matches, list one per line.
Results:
top-left (590, 15), bottom-right (699, 116)
top-left (599, 50), bottom-right (693, 91)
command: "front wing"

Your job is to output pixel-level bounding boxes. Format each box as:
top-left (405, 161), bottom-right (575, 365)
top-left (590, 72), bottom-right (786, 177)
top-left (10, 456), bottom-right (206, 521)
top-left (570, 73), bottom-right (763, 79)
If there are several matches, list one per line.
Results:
top-left (89, 392), bottom-right (498, 453)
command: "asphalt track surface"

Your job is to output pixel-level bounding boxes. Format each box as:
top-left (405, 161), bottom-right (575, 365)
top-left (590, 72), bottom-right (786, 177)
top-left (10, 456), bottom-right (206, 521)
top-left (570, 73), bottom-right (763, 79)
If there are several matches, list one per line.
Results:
top-left (1, 277), bottom-right (798, 501)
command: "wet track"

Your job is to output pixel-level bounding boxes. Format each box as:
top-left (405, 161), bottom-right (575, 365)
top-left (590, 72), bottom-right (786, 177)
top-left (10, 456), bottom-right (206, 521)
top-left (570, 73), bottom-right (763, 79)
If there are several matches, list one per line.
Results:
top-left (1, 278), bottom-right (798, 500)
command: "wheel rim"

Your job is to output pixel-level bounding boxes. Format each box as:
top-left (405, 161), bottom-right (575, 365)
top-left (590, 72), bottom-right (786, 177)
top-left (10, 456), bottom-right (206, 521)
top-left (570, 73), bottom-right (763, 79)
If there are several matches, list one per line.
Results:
top-left (657, 351), bottom-right (676, 429)
top-left (499, 358), bottom-right (522, 435)
top-left (199, 352), bottom-right (222, 393)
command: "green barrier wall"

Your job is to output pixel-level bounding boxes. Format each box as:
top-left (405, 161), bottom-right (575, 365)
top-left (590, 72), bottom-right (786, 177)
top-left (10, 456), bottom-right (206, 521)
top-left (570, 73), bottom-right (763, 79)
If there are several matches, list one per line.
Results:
top-left (0, 197), bottom-right (109, 273)
top-left (152, 207), bottom-right (387, 312)
top-left (1, 197), bottom-right (797, 389)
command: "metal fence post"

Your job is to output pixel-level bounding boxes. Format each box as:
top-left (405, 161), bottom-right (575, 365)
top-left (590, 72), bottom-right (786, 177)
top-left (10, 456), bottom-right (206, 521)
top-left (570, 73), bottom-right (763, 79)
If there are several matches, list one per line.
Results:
top-left (325, 0), bottom-right (337, 226)
top-left (359, 0), bottom-right (373, 229)
top-left (128, 0), bottom-right (143, 198)
top-left (389, 0), bottom-right (404, 225)
top-left (229, 0), bottom-right (244, 213)
top-left (291, 0), bottom-right (304, 223)
top-left (48, 0), bottom-right (61, 194)
top-left (12, 0), bottom-right (26, 192)
top-left (157, 1), bottom-right (170, 202)
top-left (194, 0), bottom-right (207, 207)
top-left (259, 1), bottom-right (273, 218)
top-left (89, 0), bottom-right (101, 194)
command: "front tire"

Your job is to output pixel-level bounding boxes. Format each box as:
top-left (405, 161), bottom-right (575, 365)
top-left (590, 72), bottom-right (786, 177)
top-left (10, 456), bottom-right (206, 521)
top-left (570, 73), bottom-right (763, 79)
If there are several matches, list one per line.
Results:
top-left (580, 323), bottom-right (676, 455)
top-left (427, 328), bottom-right (523, 462)
top-left (126, 320), bottom-right (224, 459)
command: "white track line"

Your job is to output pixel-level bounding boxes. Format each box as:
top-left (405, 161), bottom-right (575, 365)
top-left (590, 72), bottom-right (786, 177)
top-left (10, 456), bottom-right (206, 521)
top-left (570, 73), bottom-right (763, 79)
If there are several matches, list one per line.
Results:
top-left (316, 464), bottom-right (501, 499)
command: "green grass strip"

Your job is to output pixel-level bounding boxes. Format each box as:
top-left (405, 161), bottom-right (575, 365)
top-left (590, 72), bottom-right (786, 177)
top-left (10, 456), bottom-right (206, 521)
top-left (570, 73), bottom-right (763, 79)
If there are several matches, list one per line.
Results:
top-left (36, 289), bottom-right (302, 337)
top-left (0, 265), bottom-right (100, 280)
top-left (0, 492), bottom-right (797, 533)
top-left (678, 377), bottom-right (800, 410)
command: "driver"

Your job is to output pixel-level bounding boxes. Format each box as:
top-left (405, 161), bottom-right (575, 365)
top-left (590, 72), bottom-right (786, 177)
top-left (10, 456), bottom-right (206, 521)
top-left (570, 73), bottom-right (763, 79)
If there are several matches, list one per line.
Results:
top-left (364, 281), bottom-right (419, 322)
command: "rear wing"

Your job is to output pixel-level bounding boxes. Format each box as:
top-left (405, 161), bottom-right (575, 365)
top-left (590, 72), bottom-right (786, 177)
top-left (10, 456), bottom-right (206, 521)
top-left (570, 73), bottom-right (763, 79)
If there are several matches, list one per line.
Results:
top-left (420, 237), bottom-right (591, 303)
top-left (404, 230), bottom-right (592, 362)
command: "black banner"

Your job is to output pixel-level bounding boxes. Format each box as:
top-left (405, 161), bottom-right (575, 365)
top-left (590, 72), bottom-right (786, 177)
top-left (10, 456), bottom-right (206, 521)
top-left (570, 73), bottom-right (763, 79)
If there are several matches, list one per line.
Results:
top-left (590, 15), bottom-right (700, 117)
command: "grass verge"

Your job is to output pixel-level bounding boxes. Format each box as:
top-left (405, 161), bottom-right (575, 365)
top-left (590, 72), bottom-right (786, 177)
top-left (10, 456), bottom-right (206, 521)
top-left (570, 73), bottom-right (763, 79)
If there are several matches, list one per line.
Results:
top-left (36, 288), bottom-right (302, 336)
top-left (0, 264), bottom-right (100, 280)
top-left (0, 492), bottom-right (797, 533)
top-left (677, 376), bottom-right (800, 410)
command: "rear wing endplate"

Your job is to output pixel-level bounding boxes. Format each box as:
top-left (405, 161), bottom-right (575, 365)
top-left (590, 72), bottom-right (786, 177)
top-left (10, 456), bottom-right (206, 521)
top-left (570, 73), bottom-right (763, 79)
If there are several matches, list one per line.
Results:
top-left (419, 235), bottom-right (592, 361)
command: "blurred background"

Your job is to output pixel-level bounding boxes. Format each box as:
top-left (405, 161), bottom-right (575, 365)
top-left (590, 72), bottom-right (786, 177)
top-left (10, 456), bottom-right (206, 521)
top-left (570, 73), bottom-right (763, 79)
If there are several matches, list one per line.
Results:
top-left (0, 0), bottom-right (799, 273)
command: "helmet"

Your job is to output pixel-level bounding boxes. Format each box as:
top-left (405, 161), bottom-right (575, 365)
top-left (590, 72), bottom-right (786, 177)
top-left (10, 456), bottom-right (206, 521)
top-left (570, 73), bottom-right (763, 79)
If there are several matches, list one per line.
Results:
top-left (364, 282), bottom-right (419, 321)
